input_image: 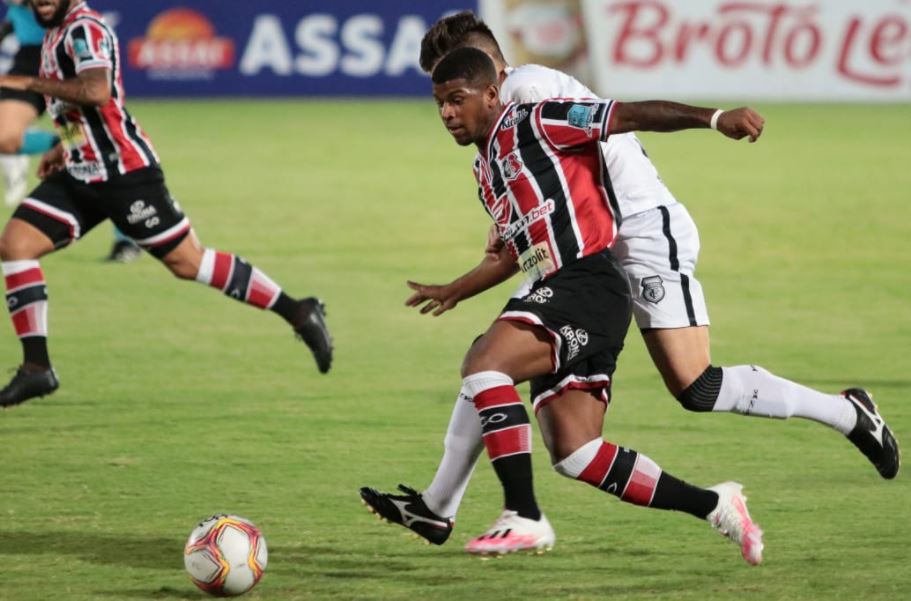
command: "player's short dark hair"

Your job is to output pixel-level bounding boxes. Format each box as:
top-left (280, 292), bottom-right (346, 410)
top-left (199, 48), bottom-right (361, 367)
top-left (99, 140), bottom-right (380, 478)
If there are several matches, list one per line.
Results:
top-left (431, 47), bottom-right (498, 89)
top-left (420, 11), bottom-right (505, 73)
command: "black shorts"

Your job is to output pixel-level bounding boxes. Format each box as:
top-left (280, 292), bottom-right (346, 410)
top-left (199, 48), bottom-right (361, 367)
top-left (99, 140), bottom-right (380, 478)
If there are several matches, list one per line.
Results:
top-left (13, 166), bottom-right (191, 258)
top-left (0, 45), bottom-right (45, 114)
top-left (499, 249), bottom-right (632, 412)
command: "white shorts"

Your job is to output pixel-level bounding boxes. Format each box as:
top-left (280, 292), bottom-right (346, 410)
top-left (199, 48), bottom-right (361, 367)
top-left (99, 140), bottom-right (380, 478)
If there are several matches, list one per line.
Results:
top-left (613, 203), bottom-right (710, 330)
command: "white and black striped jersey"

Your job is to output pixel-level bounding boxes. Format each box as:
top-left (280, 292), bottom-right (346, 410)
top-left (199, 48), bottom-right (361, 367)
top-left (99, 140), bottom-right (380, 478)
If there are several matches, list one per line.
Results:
top-left (474, 99), bottom-right (619, 283)
top-left (500, 65), bottom-right (678, 219)
top-left (39, 1), bottom-right (159, 183)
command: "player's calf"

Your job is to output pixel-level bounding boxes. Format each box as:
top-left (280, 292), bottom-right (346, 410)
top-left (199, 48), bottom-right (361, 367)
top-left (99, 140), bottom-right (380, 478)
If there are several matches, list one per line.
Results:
top-left (191, 248), bottom-right (333, 373)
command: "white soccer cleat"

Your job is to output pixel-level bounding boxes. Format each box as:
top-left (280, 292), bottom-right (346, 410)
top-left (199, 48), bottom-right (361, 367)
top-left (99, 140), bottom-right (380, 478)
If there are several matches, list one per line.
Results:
top-left (0, 155), bottom-right (29, 208)
top-left (465, 510), bottom-right (555, 556)
top-left (707, 481), bottom-right (764, 566)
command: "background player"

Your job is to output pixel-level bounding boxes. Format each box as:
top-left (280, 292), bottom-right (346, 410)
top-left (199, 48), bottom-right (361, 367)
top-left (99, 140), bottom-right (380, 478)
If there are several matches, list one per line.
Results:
top-left (0, 0), bottom-right (332, 406)
top-left (0, 0), bottom-right (58, 207)
top-left (361, 11), bottom-right (899, 546)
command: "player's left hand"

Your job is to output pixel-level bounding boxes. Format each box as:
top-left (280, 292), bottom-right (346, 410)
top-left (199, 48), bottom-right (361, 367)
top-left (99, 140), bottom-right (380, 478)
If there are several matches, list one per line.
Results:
top-left (405, 280), bottom-right (462, 317)
top-left (0, 74), bottom-right (32, 91)
top-left (717, 108), bottom-right (765, 143)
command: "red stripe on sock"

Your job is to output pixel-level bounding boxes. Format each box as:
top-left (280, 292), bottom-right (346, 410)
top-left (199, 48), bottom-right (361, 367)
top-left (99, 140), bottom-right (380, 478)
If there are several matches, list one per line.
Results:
top-left (5, 268), bottom-right (44, 292)
top-left (483, 425), bottom-right (531, 460)
top-left (11, 304), bottom-right (41, 337)
top-left (620, 456), bottom-right (661, 507)
top-left (210, 252), bottom-right (233, 290)
top-left (577, 442), bottom-right (618, 488)
top-left (473, 385), bottom-right (521, 410)
top-left (247, 271), bottom-right (279, 309)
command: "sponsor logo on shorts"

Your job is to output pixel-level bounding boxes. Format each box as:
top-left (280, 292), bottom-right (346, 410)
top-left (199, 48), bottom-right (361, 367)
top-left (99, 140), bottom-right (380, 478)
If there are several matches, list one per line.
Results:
top-left (501, 108), bottom-right (529, 130)
top-left (641, 275), bottom-right (665, 303)
top-left (127, 200), bottom-right (161, 229)
top-left (560, 325), bottom-right (589, 361)
top-left (524, 286), bottom-right (554, 304)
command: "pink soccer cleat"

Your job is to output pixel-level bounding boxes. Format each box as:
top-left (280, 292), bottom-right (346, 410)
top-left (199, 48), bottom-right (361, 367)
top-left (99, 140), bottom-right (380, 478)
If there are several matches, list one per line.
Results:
top-left (465, 510), bottom-right (555, 556)
top-left (707, 481), bottom-right (764, 566)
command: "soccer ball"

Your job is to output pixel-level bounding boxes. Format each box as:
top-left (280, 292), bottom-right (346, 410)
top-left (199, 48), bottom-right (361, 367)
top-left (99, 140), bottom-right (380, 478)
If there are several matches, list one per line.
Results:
top-left (184, 514), bottom-right (268, 597)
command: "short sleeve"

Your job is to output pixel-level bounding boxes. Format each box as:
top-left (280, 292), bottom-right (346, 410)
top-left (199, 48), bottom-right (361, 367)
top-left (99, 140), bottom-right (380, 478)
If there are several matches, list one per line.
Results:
top-left (535, 100), bottom-right (615, 151)
top-left (66, 19), bottom-right (114, 73)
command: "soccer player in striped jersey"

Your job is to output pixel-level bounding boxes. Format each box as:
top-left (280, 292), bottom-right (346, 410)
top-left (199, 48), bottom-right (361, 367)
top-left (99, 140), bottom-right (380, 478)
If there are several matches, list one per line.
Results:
top-left (361, 12), bottom-right (898, 551)
top-left (0, 0), bottom-right (332, 407)
top-left (0, 0), bottom-right (60, 207)
top-left (371, 47), bottom-right (765, 562)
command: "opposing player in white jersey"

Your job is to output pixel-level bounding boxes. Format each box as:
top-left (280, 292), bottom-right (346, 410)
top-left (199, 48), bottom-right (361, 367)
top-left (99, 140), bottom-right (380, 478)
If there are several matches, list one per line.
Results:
top-left (360, 11), bottom-right (899, 549)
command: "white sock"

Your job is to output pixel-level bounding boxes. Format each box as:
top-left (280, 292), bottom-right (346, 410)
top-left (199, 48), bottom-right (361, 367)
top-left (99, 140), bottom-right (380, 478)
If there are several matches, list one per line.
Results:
top-left (715, 365), bottom-right (857, 434)
top-left (422, 386), bottom-right (485, 519)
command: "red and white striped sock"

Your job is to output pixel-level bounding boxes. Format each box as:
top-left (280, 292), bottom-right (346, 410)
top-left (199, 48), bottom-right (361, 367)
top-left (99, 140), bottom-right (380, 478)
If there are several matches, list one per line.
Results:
top-left (554, 437), bottom-right (718, 518)
top-left (463, 371), bottom-right (540, 519)
top-left (554, 438), bottom-right (662, 506)
top-left (195, 249), bottom-right (282, 310)
top-left (4, 260), bottom-right (48, 339)
top-left (4, 260), bottom-right (50, 366)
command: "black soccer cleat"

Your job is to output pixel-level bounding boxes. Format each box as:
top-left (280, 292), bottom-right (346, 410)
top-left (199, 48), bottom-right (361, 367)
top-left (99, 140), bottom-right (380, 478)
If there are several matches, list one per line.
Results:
top-left (360, 484), bottom-right (454, 546)
top-left (292, 297), bottom-right (333, 374)
top-left (843, 388), bottom-right (900, 479)
top-left (105, 239), bottom-right (142, 263)
top-left (0, 365), bottom-right (59, 408)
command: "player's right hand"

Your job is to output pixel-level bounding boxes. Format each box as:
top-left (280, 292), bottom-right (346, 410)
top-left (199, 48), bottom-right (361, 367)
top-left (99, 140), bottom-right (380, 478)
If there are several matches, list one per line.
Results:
top-left (405, 281), bottom-right (461, 317)
top-left (37, 144), bottom-right (65, 179)
top-left (717, 108), bottom-right (765, 143)
top-left (485, 223), bottom-right (504, 259)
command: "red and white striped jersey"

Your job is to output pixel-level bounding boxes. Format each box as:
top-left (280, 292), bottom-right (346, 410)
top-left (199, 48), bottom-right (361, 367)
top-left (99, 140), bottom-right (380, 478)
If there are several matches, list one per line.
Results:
top-left (39, 1), bottom-right (159, 183)
top-left (473, 99), bottom-right (618, 283)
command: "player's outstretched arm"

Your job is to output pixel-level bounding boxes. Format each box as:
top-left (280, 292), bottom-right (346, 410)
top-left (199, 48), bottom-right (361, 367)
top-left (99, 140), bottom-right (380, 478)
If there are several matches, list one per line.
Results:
top-left (611, 101), bottom-right (765, 142)
top-left (0, 67), bottom-right (112, 107)
top-left (406, 244), bottom-right (518, 317)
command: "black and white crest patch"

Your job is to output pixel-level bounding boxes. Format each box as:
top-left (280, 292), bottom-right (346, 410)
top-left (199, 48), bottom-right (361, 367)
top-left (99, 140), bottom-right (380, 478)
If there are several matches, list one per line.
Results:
top-left (641, 276), bottom-right (665, 303)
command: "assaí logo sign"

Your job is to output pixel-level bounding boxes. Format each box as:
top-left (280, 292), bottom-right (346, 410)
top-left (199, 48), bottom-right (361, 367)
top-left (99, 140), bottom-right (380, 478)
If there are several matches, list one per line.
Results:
top-left (128, 8), bottom-right (235, 79)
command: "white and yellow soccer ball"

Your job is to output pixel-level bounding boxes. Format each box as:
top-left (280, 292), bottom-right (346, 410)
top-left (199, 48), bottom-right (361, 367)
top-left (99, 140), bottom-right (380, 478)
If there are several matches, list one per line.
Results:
top-left (184, 514), bottom-right (268, 597)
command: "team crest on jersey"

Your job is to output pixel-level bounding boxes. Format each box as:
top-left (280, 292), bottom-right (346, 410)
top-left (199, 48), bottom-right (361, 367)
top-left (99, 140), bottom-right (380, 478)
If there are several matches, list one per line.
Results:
top-left (567, 104), bottom-right (595, 132)
top-left (502, 152), bottom-right (523, 180)
top-left (641, 276), bottom-right (665, 303)
top-left (501, 108), bottom-right (529, 130)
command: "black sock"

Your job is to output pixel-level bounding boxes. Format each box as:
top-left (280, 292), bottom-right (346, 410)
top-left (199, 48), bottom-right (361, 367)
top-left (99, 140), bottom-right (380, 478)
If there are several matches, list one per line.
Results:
top-left (492, 455), bottom-right (541, 520)
top-left (22, 337), bottom-right (50, 369)
top-left (649, 473), bottom-right (718, 519)
top-left (270, 292), bottom-right (297, 324)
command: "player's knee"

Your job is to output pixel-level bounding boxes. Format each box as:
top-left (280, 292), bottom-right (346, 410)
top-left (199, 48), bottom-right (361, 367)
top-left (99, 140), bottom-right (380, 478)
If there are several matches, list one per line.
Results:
top-left (0, 134), bottom-right (23, 154)
top-left (163, 255), bottom-right (198, 280)
top-left (676, 365), bottom-right (723, 412)
top-left (0, 232), bottom-right (35, 260)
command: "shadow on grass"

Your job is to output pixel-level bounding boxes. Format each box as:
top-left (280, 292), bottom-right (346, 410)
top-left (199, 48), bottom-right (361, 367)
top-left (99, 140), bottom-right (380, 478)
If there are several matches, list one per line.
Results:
top-left (0, 530), bottom-right (181, 570)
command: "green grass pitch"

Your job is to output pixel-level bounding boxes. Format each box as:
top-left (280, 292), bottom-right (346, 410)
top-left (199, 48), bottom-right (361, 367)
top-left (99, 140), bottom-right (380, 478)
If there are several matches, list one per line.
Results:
top-left (0, 100), bottom-right (909, 600)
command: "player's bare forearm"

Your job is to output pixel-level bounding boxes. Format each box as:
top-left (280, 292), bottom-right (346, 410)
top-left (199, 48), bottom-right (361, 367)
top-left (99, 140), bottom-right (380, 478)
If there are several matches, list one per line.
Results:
top-left (450, 247), bottom-right (519, 301)
top-left (611, 101), bottom-right (714, 134)
top-left (8, 68), bottom-right (112, 107)
top-left (611, 101), bottom-right (765, 142)
top-left (406, 246), bottom-right (518, 317)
